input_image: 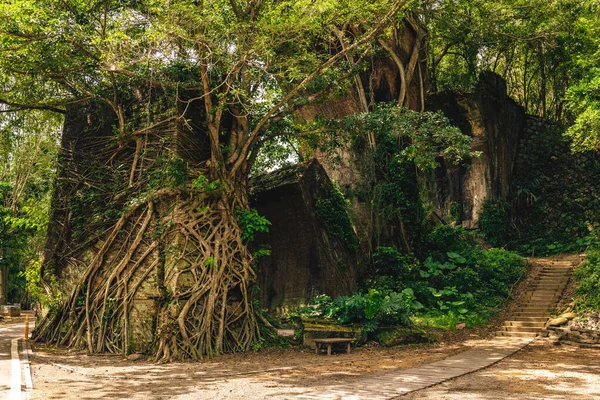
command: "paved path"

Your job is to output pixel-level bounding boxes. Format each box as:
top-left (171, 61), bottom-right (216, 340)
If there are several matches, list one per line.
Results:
top-left (0, 323), bottom-right (25, 400)
top-left (294, 337), bottom-right (532, 399)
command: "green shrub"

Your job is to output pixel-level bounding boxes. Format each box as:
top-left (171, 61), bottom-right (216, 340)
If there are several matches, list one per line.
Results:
top-left (394, 246), bottom-right (524, 322)
top-left (478, 198), bottom-right (511, 247)
top-left (574, 250), bottom-right (600, 312)
top-left (333, 289), bottom-right (415, 332)
top-left (295, 289), bottom-right (420, 333)
top-left (426, 225), bottom-right (473, 258)
top-left (372, 246), bottom-right (420, 283)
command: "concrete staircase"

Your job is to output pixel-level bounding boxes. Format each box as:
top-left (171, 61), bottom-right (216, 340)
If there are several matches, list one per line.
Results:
top-left (496, 260), bottom-right (573, 338)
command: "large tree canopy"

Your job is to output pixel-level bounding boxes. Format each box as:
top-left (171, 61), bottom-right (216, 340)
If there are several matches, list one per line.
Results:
top-left (0, 0), bottom-right (414, 177)
top-left (1, 0), bottom-right (429, 360)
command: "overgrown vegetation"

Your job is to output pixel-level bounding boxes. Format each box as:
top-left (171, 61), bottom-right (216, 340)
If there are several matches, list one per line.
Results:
top-left (574, 249), bottom-right (600, 312)
top-left (478, 118), bottom-right (600, 256)
top-left (287, 103), bottom-right (526, 339)
top-left (315, 183), bottom-right (358, 250)
top-left (0, 110), bottom-right (60, 307)
top-left (293, 226), bottom-right (525, 336)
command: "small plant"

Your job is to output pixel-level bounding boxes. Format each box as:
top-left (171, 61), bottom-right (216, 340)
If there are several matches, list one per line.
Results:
top-left (147, 156), bottom-right (188, 189)
top-left (191, 174), bottom-right (226, 195)
top-left (250, 337), bottom-right (265, 352)
top-left (236, 208), bottom-right (271, 242)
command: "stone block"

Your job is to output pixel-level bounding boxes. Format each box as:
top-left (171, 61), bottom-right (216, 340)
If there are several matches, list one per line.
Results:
top-left (0, 304), bottom-right (21, 317)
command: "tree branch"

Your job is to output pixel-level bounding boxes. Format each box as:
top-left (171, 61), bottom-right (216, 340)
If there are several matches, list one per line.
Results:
top-left (229, 0), bottom-right (410, 176)
top-left (0, 97), bottom-right (66, 114)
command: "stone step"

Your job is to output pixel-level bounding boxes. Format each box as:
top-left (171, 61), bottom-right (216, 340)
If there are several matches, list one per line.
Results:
top-left (515, 307), bottom-right (553, 312)
top-left (524, 302), bottom-right (558, 307)
top-left (524, 300), bottom-right (558, 304)
top-left (531, 285), bottom-right (566, 289)
top-left (538, 269), bottom-right (571, 276)
top-left (538, 271), bottom-right (570, 275)
top-left (534, 277), bottom-right (568, 282)
top-left (512, 313), bottom-right (551, 318)
top-left (495, 331), bottom-right (537, 337)
top-left (503, 320), bottom-right (546, 328)
top-left (510, 318), bottom-right (548, 323)
top-left (525, 297), bottom-right (559, 302)
top-left (498, 326), bottom-right (542, 333)
top-left (529, 286), bottom-right (565, 292)
top-left (535, 278), bottom-right (568, 282)
top-left (527, 294), bottom-right (560, 298)
top-left (525, 292), bottom-right (559, 296)
top-left (537, 277), bottom-right (569, 280)
top-left (524, 295), bottom-right (559, 299)
top-left (530, 281), bottom-right (567, 290)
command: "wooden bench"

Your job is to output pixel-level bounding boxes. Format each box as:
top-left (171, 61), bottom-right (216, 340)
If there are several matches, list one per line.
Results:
top-left (314, 338), bottom-right (355, 355)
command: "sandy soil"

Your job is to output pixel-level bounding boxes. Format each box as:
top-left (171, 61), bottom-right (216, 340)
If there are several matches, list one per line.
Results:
top-left (29, 338), bottom-right (600, 399)
top-left (29, 339), bottom-right (467, 399)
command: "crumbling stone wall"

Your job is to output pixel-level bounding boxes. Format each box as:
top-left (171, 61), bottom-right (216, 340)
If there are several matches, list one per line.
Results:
top-left (249, 160), bottom-right (361, 311)
top-left (424, 72), bottom-right (526, 228)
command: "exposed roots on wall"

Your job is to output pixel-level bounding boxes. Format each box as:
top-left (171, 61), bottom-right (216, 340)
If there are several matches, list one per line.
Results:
top-left (34, 182), bottom-right (259, 361)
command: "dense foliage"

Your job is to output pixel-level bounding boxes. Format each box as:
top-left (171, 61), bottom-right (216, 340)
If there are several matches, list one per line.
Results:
top-left (293, 291), bottom-right (415, 334)
top-left (427, 0), bottom-right (599, 120)
top-left (0, 110), bottom-right (60, 305)
top-left (574, 250), bottom-right (600, 312)
top-left (370, 227), bottom-right (525, 324)
top-left (294, 226), bottom-right (525, 334)
top-left (479, 118), bottom-right (600, 255)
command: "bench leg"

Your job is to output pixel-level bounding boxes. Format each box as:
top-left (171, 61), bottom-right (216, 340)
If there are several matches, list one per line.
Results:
top-left (315, 344), bottom-right (319, 354)
top-left (327, 344), bottom-right (331, 356)
top-left (347, 342), bottom-right (351, 354)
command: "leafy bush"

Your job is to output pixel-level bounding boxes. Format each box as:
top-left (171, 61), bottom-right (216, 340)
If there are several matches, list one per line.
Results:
top-left (294, 289), bottom-right (420, 333)
top-left (478, 198), bottom-right (511, 247)
top-left (333, 289), bottom-right (416, 332)
top-left (372, 247), bottom-right (420, 283)
top-left (574, 250), bottom-right (600, 312)
top-left (425, 225), bottom-right (474, 258)
top-left (367, 229), bottom-right (526, 327)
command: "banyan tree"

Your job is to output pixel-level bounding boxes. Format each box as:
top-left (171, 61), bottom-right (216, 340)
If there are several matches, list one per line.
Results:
top-left (0, 0), bottom-right (430, 360)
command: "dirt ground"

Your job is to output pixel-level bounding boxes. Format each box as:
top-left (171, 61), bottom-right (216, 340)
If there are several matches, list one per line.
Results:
top-left (29, 338), bottom-right (467, 399)
top-left (28, 336), bottom-right (600, 400)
